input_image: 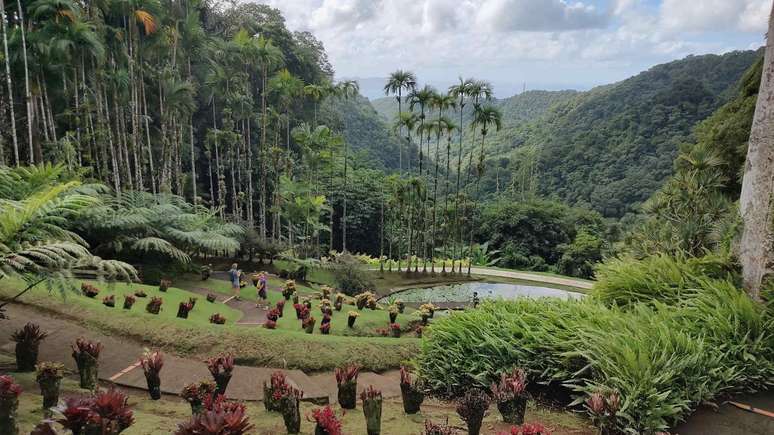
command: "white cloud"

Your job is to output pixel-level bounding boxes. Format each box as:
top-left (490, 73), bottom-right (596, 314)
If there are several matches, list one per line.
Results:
top-left (660, 0), bottom-right (770, 33)
top-left (253, 0), bottom-right (768, 95)
top-left (476, 0), bottom-right (610, 32)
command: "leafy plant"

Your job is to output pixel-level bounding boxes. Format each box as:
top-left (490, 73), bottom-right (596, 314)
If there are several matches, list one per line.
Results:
top-left (423, 419), bottom-right (455, 435)
top-left (209, 313), bottom-right (226, 324)
top-left (81, 283), bottom-right (100, 298)
top-left (334, 263), bottom-right (374, 296)
top-left (12, 322), bottom-right (48, 372)
top-left (58, 388), bottom-right (134, 434)
top-left (146, 297), bottom-right (163, 314)
top-left (175, 394), bottom-right (253, 435)
top-left (181, 380), bottom-right (217, 414)
top-left (36, 362), bottom-right (64, 410)
top-left (102, 295), bottom-right (115, 307)
top-left (123, 295), bottom-right (136, 309)
top-left (456, 388), bottom-right (490, 435)
top-left (140, 350), bottom-right (164, 400)
top-left (263, 371), bottom-right (289, 412)
top-left (309, 405), bottom-right (343, 435)
top-left (205, 354), bottom-right (234, 396)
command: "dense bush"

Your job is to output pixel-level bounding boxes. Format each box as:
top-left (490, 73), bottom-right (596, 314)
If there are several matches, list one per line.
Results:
top-left (419, 259), bottom-right (774, 433)
top-left (333, 263), bottom-right (374, 296)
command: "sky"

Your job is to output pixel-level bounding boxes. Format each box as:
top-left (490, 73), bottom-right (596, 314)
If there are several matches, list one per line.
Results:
top-left (255, 0), bottom-right (771, 99)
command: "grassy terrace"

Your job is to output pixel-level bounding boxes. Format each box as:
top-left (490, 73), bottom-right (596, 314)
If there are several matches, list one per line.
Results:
top-left (0, 276), bottom-right (417, 371)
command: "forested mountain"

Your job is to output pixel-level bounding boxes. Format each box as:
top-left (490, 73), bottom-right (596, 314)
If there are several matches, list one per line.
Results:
top-left (529, 50), bottom-right (761, 217)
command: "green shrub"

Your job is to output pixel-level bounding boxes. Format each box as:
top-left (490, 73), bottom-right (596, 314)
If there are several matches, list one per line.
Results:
top-left (591, 252), bottom-right (737, 306)
top-left (418, 276), bottom-right (774, 433)
top-left (334, 263), bottom-right (374, 296)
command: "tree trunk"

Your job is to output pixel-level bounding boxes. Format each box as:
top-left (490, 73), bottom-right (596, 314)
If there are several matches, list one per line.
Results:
top-left (739, 5), bottom-right (774, 301)
top-left (0, 0), bottom-right (18, 165)
top-left (17, 0), bottom-right (33, 164)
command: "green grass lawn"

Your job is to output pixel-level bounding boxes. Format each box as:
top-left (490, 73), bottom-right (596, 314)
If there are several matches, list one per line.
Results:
top-left (0, 278), bottom-right (417, 371)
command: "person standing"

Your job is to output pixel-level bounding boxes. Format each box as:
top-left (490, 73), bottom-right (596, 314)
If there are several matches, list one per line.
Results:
top-left (229, 263), bottom-right (241, 300)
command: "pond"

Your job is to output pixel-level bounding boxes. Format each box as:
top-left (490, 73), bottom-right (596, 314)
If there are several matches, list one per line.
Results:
top-left (385, 281), bottom-right (585, 305)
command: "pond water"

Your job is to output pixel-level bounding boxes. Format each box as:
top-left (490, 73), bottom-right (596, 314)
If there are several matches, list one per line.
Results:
top-left (386, 282), bottom-right (585, 305)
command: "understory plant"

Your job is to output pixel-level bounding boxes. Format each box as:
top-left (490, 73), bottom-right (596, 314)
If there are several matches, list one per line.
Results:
top-left (146, 297), bottom-right (163, 314)
top-left (36, 362), bottom-right (64, 411)
top-left (491, 369), bottom-right (529, 424)
top-left (276, 300), bottom-right (285, 316)
top-left (181, 380), bottom-right (216, 414)
top-left (275, 383), bottom-right (304, 433)
top-left (389, 323), bottom-right (401, 338)
top-left (309, 405), bottom-right (342, 435)
top-left (263, 371), bottom-right (289, 412)
top-left (81, 283), bottom-right (100, 298)
top-left (134, 289), bottom-right (147, 298)
top-left (177, 301), bottom-right (194, 319)
top-left (12, 322), bottom-right (47, 372)
top-left (159, 279), bottom-right (172, 292)
top-left (347, 311), bottom-right (359, 327)
top-left (500, 422), bottom-right (551, 435)
top-left (585, 390), bottom-right (621, 435)
top-left (335, 363), bottom-right (360, 409)
top-left (140, 350), bottom-right (164, 400)
top-left (334, 293), bottom-right (344, 311)
top-left (361, 386), bottom-right (382, 435)
top-left (320, 322), bottom-right (331, 334)
top-left (267, 308), bottom-right (280, 322)
top-left (123, 295), bottom-right (136, 309)
top-left (209, 313), bottom-right (226, 324)
top-left (205, 353), bottom-right (234, 396)
top-left (102, 295), bottom-right (115, 307)
top-left (456, 388), bottom-right (490, 435)
top-left (58, 388), bottom-right (134, 434)
top-left (206, 293), bottom-right (216, 303)
top-left (0, 375), bottom-right (22, 435)
top-left (303, 316), bottom-right (316, 333)
top-left (389, 305), bottom-right (399, 323)
top-left (400, 366), bottom-right (424, 414)
top-left (71, 338), bottom-right (103, 389)
top-left (283, 280), bottom-right (296, 299)
top-left (175, 395), bottom-right (253, 435)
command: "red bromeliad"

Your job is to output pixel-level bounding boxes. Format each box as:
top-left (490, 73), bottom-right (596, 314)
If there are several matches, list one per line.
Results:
top-left (309, 405), bottom-right (343, 435)
top-left (59, 388), bottom-right (135, 434)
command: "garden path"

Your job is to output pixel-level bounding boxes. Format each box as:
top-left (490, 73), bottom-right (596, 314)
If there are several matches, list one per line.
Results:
top-left (0, 303), bottom-right (400, 404)
top-left (184, 285), bottom-right (268, 325)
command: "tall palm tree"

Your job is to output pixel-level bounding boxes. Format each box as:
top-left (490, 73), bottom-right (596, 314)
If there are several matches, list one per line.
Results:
top-left (0, 0), bottom-right (18, 165)
top-left (429, 93), bottom-right (455, 272)
top-left (304, 82), bottom-right (329, 127)
top-left (467, 105), bottom-right (502, 275)
top-left (441, 118), bottom-right (457, 272)
top-left (255, 36), bottom-right (284, 240)
top-left (448, 77), bottom-right (472, 272)
top-left (393, 111), bottom-right (418, 271)
top-left (16, 0), bottom-right (33, 164)
top-left (384, 70), bottom-right (416, 173)
top-left (334, 79), bottom-right (359, 253)
top-left (408, 85), bottom-right (435, 271)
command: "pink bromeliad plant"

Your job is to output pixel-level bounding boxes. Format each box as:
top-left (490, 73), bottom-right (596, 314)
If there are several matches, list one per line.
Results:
top-left (309, 405), bottom-right (343, 435)
top-left (175, 394), bottom-right (253, 435)
top-left (491, 368), bottom-right (529, 425)
top-left (0, 375), bottom-right (22, 434)
top-left (58, 388), bottom-right (134, 434)
top-left (205, 353), bottom-right (234, 396)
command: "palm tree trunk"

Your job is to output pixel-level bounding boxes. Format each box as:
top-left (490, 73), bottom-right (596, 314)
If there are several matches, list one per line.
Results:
top-left (141, 70), bottom-right (156, 196)
top-left (190, 115), bottom-right (196, 205)
top-left (467, 132), bottom-right (487, 276)
top-left (342, 134), bottom-right (349, 253)
top-left (260, 67), bottom-right (268, 240)
top-left (739, 4), bottom-right (774, 301)
top-left (431, 127), bottom-right (441, 273)
top-left (442, 134), bottom-right (452, 273)
top-left (16, 0), bottom-right (33, 164)
top-left (0, 0), bottom-right (18, 165)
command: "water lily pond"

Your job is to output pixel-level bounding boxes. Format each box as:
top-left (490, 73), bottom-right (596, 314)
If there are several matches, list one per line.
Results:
top-left (385, 281), bottom-right (585, 306)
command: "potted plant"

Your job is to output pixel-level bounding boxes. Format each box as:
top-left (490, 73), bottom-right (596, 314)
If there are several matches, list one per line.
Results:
top-left (400, 366), bottom-right (424, 414)
top-left (389, 323), bottom-right (401, 338)
top-left (320, 322), bottom-right (331, 335)
top-left (205, 353), bottom-right (234, 396)
top-left (366, 295), bottom-right (378, 310)
top-left (361, 386), bottom-right (382, 435)
top-left (420, 308), bottom-right (431, 325)
top-left (264, 319), bottom-right (277, 329)
top-left (0, 376), bottom-right (22, 435)
top-left (189, 297), bottom-right (198, 309)
top-left (206, 293), bottom-right (217, 302)
top-left (263, 371), bottom-right (288, 412)
top-left (334, 363), bottom-right (360, 409)
top-left (140, 350), bottom-right (164, 400)
top-left (175, 394), bottom-right (253, 435)
top-left (11, 322), bottom-right (47, 372)
top-left (355, 292), bottom-right (370, 310)
top-left (420, 303), bottom-right (436, 318)
top-left (586, 390), bottom-right (621, 435)
top-left (456, 388), bottom-right (490, 435)
top-left (491, 368), bottom-right (529, 424)
top-left (303, 316), bottom-right (316, 333)
top-left (201, 264), bottom-right (212, 281)
top-left (319, 298), bottom-right (332, 315)
top-left (209, 313), bottom-right (226, 324)
top-left (71, 337), bottom-right (102, 389)
top-left (102, 295), bottom-right (115, 307)
top-left (177, 301), bottom-right (194, 319)
top-left (276, 300), bottom-right (285, 317)
top-left (320, 285), bottom-right (333, 300)
top-left (123, 295), bottom-right (136, 309)
top-left (347, 311), bottom-right (359, 328)
top-left (282, 280), bottom-right (296, 300)
top-left (303, 298), bottom-right (312, 309)
top-left (181, 380), bottom-right (216, 414)
top-left (81, 283), bottom-right (100, 298)
top-left (334, 293), bottom-right (344, 311)
top-left (58, 388), bottom-right (134, 434)
top-left (292, 293), bottom-right (299, 304)
top-left (146, 296), bottom-right (163, 314)
top-left (276, 383), bottom-right (304, 433)
top-left (395, 299), bottom-right (405, 313)
top-left (267, 308), bottom-right (280, 322)
top-left (134, 289), bottom-right (147, 298)
top-left (388, 305), bottom-right (399, 323)
top-left (159, 279), bottom-right (172, 292)
top-left (35, 362), bottom-right (63, 412)
top-left (502, 422), bottom-right (550, 434)
top-left (309, 405), bottom-right (343, 435)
